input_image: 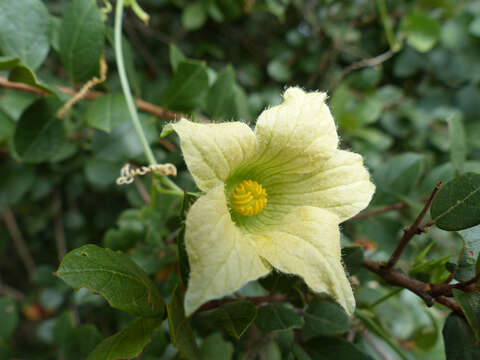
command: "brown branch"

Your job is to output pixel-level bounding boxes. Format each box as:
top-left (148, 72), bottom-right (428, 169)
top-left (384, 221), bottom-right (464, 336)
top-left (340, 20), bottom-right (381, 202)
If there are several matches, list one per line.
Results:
top-left (385, 182), bottom-right (442, 269)
top-left (363, 258), bottom-right (463, 315)
top-left (1, 207), bottom-right (36, 280)
top-left (0, 77), bottom-right (183, 121)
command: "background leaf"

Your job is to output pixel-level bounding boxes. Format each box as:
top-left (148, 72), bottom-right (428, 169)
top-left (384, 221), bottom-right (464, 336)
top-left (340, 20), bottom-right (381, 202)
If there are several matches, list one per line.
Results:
top-left (452, 290), bottom-right (480, 341)
top-left (302, 298), bottom-right (350, 340)
top-left (162, 60), bottom-right (209, 112)
top-left (59, 0), bottom-right (104, 83)
top-left (443, 313), bottom-right (480, 360)
top-left (13, 97), bottom-right (65, 163)
top-left (0, 0), bottom-right (50, 70)
top-left (167, 285), bottom-right (199, 360)
top-left (255, 303), bottom-right (304, 333)
top-left (430, 173), bottom-right (480, 230)
top-left (87, 317), bottom-right (163, 360)
top-left (56, 244), bottom-right (165, 317)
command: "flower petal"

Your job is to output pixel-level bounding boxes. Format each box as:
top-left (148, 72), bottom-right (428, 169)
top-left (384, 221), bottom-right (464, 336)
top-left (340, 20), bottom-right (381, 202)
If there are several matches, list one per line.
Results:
top-left (162, 119), bottom-right (257, 192)
top-left (266, 150), bottom-right (375, 222)
top-left (184, 186), bottom-right (271, 315)
top-left (253, 87), bottom-right (338, 175)
top-left (251, 207), bottom-right (355, 315)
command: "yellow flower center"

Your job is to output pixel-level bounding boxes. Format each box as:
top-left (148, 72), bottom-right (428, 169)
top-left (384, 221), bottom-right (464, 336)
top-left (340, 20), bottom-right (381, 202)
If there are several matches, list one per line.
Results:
top-left (232, 180), bottom-right (268, 216)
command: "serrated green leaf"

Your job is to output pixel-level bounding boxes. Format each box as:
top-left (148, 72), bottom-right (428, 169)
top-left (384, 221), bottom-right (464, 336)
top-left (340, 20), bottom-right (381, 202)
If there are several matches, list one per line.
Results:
top-left (456, 225), bottom-right (480, 281)
top-left (443, 313), bottom-right (480, 360)
top-left (162, 60), bottom-right (209, 112)
top-left (255, 303), bottom-right (304, 333)
top-left (196, 300), bottom-right (257, 339)
top-left (87, 317), bottom-right (163, 360)
top-left (447, 113), bottom-right (467, 175)
top-left (305, 337), bottom-right (373, 360)
top-left (169, 44), bottom-right (186, 72)
top-left (430, 173), bottom-right (480, 231)
top-left (199, 333), bottom-right (233, 360)
top-left (0, 298), bottom-right (18, 339)
top-left (302, 298), bottom-right (350, 340)
top-left (0, 0), bottom-right (50, 70)
top-left (59, 0), bottom-right (104, 83)
top-left (167, 285), bottom-right (199, 360)
top-left (182, 2), bottom-right (207, 31)
top-left (402, 11), bottom-right (440, 52)
top-left (453, 290), bottom-right (480, 341)
top-left (13, 97), bottom-right (65, 163)
top-left (86, 94), bottom-right (129, 133)
top-left (56, 244), bottom-right (165, 317)
top-left (0, 56), bottom-right (19, 71)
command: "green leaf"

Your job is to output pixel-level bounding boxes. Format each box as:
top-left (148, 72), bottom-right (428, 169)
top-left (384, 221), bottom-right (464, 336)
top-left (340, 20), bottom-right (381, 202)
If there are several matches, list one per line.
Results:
top-left (87, 317), bottom-right (163, 360)
top-left (182, 2), bottom-right (207, 31)
top-left (267, 57), bottom-right (292, 82)
top-left (177, 226), bottom-right (190, 287)
top-left (292, 344), bottom-right (312, 360)
top-left (470, 17), bottom-right (480, 37)
top-left (0, 161), bottom-right (34, 205)
top-left (342, 246), bottom-right (364, 275)
top-left (54, 311), bottom-right (102, 359)
top-left (196, 300), bottom-right (257, 339)
top-left (402, 11), bottom-right (440, 52)
top-left (169, 44), bottom-right (186, 72)
top-left (206, 65), bottom-right (241, 121)
top-left (456, 225), bottom-right (480, 281)
top-left (255, 303), bottom-right (304, 333)
top-left (373, 153), bottom-right (424, 203)
top-left (447, 113), bottom-right (467, 175)
top-left (199, 333), bottom-right (233, 360)
top-left (453, 290), bottom-right (480, 341)
top-left (59, 0), bottom-right (104, 83)
top-left (13, 97), bottom-right (65, 163)
top-left (302, 298), bottom-right (350, 341)
top-left (0, 0), bottom-right (50, 70)
top-left (56, 244), bottom-right (165, 317)
top-left (167, 285), bottom-right (199, 360)
top-left (8, 64), bottom-right (55, 95)
top-left (86, 94), bottom-right (129, 133)
top-left (305, 338), bottom-right (373, 360)
top-left (0, 56), bottom-right (19, 71)
top-left (430, 173), bottom-right (480, 231)
top-left (0, 298), bottom-right (18, 339)
top-left (443, 313), bottom-right (480, 360)
top-left (90, 114), bottom-right (157, 162)
top-left (163, 60), bottom-right (209, 112)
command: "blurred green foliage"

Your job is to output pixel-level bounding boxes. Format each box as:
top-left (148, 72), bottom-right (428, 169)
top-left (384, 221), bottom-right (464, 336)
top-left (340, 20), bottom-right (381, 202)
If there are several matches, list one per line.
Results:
top-left (0, 0), bottom-right (480, 359)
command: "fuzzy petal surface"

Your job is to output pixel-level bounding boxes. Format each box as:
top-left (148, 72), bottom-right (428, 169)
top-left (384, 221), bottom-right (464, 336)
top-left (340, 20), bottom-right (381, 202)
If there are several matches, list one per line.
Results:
top-left (162, 119), bottom-right (257, 192)
top-left (184, 186), bottom-right (271, 315)
top-left (266, 150), bottom-right (375, 222)
top-left (250, 207), bottom-right (355, 315)
top-left (252, 87), bottom-right (338, 176)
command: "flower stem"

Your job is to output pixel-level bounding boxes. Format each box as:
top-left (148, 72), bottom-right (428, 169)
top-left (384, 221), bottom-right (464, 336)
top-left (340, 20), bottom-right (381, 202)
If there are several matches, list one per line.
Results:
top-left (114, 0), bottom-right (183, 195)
top-left (114, 0), bottom-right (156, 166)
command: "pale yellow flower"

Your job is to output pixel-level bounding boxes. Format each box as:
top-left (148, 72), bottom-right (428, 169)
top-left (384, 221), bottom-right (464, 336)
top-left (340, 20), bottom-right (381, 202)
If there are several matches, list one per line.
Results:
top-left (162, 87), bottom-right (375, 316)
